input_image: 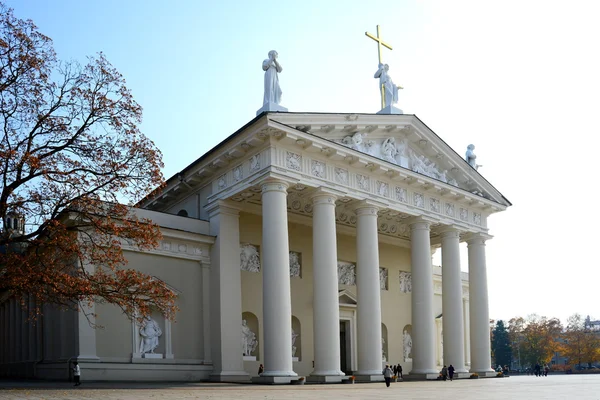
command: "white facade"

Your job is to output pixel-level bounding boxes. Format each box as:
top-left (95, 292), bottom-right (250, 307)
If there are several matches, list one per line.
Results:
top-left (0, 112), bottom-right (510, 382)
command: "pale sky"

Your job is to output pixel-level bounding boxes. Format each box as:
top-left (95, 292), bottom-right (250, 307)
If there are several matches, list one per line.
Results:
top-left (7, 0), bottom-right (600, 324)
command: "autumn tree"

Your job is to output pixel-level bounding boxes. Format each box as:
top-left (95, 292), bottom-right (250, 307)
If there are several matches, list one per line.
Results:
top-left (561, 314), bottom-right (600, 368)
top-left (0, 3), bottom-right (174, 321)
top-left (491, 320), bottom-right (512, 368)
top-left (508, 315), bottom-right (562, 366)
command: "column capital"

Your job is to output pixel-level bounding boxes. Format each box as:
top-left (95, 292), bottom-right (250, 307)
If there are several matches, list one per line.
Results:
top-left (407, 217), bottom-right (432, 231)
top-left (351, 200), bottom-right (385, 216)
top-left (205, 200), bottom-right (242, 219)
top-left (465, 232), bottom-right (493, 245)
top-left (260, 179), bottom-right (289, 194)
top-left (310, 187), bottom-right (343, 205)
top-left (439, 227), bottom-right (461, 239)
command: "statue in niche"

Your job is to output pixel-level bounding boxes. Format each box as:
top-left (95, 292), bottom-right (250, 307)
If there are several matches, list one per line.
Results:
top-left (240, 244), bottom-right (260, 273)
top-left (289, 251), bottom-right (301, 277)
top-left (242, 319), bottom-right (258, 356)
top-left (139, 317), bottom-right (162, 354)
top-left (262, 50), bottom-right (283, 105)
top-left (379, 268), bottom-right (388, 290)
top-left (403, 329), bottom-right (413, 362)
top-left (291, 329), bottom-right (299, 357)
top-left (399, 271), bottom-right (412, 293)
top-left (381, 137), bottom-right (398, 164)
top-left (381, 336), bottom-right (387, 362)
top-left (465, 144), bottom-right (482, 170)
top-left (374, 63), bottom-right (400, 108)
top-left (337, 261), bottom-right (356, 286)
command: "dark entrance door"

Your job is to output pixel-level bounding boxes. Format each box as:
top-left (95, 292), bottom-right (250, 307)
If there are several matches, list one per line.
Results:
top-left (340, 321), bottom-right (348, 374)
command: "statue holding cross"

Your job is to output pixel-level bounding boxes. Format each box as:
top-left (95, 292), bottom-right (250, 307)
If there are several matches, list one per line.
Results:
top-left (365, 25), bottom-right (403, 112)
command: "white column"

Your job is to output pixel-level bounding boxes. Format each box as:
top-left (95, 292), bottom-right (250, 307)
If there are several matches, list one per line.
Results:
top-left (463, 298), bottom-right (471, 366)
top-left (354, 203), bottom-right (383, 377)
top-left (261, 180), bottom-right (296, 377)
top-left (441, 229), bottom-right (467, 373)
top-left (310, 190), bottom-right (344, 380)
top-left (207, 201), bottom-right (248, 381)
top-left (467, 234), bottom-right (493, 374)
top-left (409, 220), bottom-right (437, 374)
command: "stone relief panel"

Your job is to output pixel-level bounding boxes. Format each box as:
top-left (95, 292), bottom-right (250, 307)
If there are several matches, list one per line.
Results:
top-left (403, 325), bottom-right (413, 362)
top-left (376, 181), bottom-right (389, 197)
top-left (337, 261), bottom-right (356, 286)
top-left (430, 198), bottom-right (440, 213)
top-left (357, 174), bottom-right (370, 191)
top-left (335, 167), bottom-right (349, 185)
top-left (289, 251), bottom-right (301, 278)
top-left (217, 175), bottom-right (226, 190)
top-left (399, 271), bottom-right (412, 293)
top-left (460, 208), bottom-right (468, 221)
top-left (250, 154), bottom-right (260, 172)
top-left (445, 203), bottom-right (455, 217)
top-left (414, 193), bottom-right (425, 208)
top-left (240, 243), bottom-right (260, 273)
top-left (286, 151), bottom-right (302, 171)
top-left (473, 212), bottom-right (481, 225)
top-left (338, 132), bottom-right (375, 154)
top-left (395, 187), bottom-right (407, 203)
top-left (379, 267), bottom-right (388, 290)
top-left (233, 165), bottom-right (242, 182)
top-left (311, 160), bottom-right (325, 178)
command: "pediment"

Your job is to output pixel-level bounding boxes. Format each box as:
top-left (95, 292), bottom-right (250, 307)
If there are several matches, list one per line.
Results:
top-left (268, 113), bottom-right (510, 207)
top-left (338, 289), bottom-right (357, 306)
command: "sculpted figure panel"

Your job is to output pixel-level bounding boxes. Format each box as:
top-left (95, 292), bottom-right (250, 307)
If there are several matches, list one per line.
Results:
top-left (291, 329), bottom-right (299, 357)
top-left (399, 271), bottom-right (412, 293)
top-left (289, 251), bottom-right (301, 277)
top-left (242, 319), bottom-right (258, 356)
top-left (240, 243), bottom-right (260, 272)
top-left (403, 328), bottom-right (413, 362)
top-left (139, 317), bottom-right (162, 354)
top-left (311, 160), bottom-right (325, 178)
top-left (337, 261), bottom-right (356, 286)
top-left (379, 267), bottom-right (388, 290)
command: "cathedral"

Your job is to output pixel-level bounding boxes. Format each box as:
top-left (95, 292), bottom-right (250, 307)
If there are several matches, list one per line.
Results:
top-left (0, 49), bottom-right (510, 383)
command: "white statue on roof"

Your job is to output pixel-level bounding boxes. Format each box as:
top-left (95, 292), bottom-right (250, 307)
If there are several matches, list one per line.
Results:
top-left (466, 144), bottom-right (482, 170)
top-left (257, 50), bottom-right (288, 115)
top-left (374, 63), bottom-right (400, 108)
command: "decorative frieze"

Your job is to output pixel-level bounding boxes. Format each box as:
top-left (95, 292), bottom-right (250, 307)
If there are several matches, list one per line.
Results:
top-left (338, 261), bottom-right (356, 286)
top-left (414, 193), bottom-right (424, 208)
top-left (233, 165), bottom-right (242, 182)
top-left (250, 154), bottom-right (260, 172)
top-left (286, 151), bottom-right (302, 171)
top-left (377, 181), bottom-right (389, 197)
top-left (430, 198), bottom-right (440, 213)
top-left (445, 203), bottom-right (455, 217)
top-left (217, 175), bottom-right (226, 190)
top-left (473, 212), bottom-right (481, 225)
top-left (460, 208), bottom-right (468, 221)
top-left (395, 187), bottom-right (407, 203)
top-left (357, 174), bottom-right (370, 191)
top-left (240, 243), bottom-right (260, 273)
top-left (335, 167), bottom-right (349, 185)
top-left (311, 160), bottom-right (325, 178)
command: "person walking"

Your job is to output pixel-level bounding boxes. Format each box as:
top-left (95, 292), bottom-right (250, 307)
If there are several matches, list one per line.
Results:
top-left (397, 363), bottom-right (403, 379)
top-left (72, 361), bottom-right (81, 386)
top-left (258, 364), bottom-right (264, 375)
top-left (441, 365), bottom-right (448, 381)
top-left (448, 364), bottom-right (455, 381)
top-left (382, 364), bottom-right (394, 387)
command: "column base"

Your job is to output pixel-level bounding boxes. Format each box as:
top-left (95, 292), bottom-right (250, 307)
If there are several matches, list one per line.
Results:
top-left (209, 371), bottom-right (251, 382)
top-left (307, 374), bottom-right (345, 383)
top-left (252, 376), bottom-right (296, 385)
top-left (405, 372), bottom-right (440, 380)
top-left (354, 374), bottom-right (385, 382)
top-left (455, 372), bottom-right (471, 379)
top-left (469, 370), bottom-right (496, 378)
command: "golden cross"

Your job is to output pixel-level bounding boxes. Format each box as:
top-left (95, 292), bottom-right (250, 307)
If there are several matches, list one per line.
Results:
top-left (365, 25), bottom-right (393, 109)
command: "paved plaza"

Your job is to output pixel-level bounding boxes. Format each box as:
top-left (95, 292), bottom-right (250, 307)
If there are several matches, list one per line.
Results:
top-left (1, 375), bottom-right (600, 400)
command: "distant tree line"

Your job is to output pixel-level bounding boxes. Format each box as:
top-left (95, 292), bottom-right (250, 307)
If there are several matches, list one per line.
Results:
top-left (490, 314), bottom-right (600, 369)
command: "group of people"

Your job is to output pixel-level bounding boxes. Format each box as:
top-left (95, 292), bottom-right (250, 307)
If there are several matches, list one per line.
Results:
top-left (381, 363), bottom-right (403, 387)
top-left (439, 365), bottom-right (456, 381)
top-left (532, 363), bottom-right (550, 377)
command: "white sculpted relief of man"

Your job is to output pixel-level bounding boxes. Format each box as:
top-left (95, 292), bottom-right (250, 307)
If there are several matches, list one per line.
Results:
top-left (379, 268), bottom-right (388, 290)
top-left (289, 251), bottom-right (301, 277)
top-left (139, 317), bottom-right (162, 354)
top-left (291, 329), bottom-right (299, 357)
top-left (262, 50), bottom-right (283, 105)
top-left (242, 319), bottom-right (258, 356)
top-left (381, 336), bottom-right (387, 362)
top-left (403, 329), bottom-right (413, 362)
top-left (380, 137), bottom-right (398, 164)
top-left (341, 132), bottom-right (374, 154)
top-left (240, 244), bottom-right (260, 273)
top-left (399, 271), bottom-right (412, 293)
